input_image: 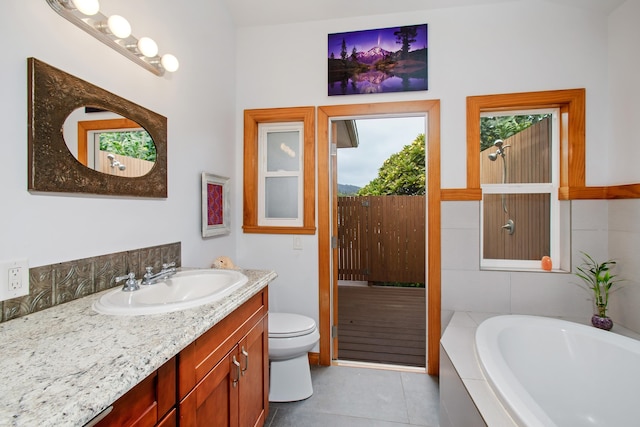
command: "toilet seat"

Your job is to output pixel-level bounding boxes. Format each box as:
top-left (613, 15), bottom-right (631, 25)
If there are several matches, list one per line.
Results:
top-left (269, 313), bottom-right (316, 338)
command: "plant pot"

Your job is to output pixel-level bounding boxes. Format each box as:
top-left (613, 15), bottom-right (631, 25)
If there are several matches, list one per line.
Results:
top-left (591, 314), bottom-right (613, 331)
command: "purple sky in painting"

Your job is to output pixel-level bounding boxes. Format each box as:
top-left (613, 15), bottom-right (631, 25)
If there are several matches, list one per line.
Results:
top-left (328, 24), bottom-right (427, 58)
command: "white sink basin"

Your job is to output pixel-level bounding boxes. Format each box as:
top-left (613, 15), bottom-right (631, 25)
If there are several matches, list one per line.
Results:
top-left (93, 269), bottom-right (248, 315)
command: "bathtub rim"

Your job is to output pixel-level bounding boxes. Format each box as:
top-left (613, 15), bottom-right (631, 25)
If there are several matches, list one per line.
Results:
top-left (475, 314), bottom-right (640, 427)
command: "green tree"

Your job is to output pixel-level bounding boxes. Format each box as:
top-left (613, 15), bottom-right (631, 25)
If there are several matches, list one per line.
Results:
top-left (394, 26), bottom-right (418, 60)
top-left (480, 114), bottom-right (549, 151)
top-left (358, 134), bottom-right (425, 196)
top-left (99, 130), bottom-right (156, 161)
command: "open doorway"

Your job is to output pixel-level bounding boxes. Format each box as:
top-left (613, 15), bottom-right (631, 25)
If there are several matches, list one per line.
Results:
top-left (317, 100), bottom-right (442, 375)
top-left (335, 117), bottom-right (426, 367)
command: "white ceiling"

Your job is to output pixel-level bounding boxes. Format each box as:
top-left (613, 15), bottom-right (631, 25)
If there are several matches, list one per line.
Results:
top-left (221, 0), bottom-right (626, 27)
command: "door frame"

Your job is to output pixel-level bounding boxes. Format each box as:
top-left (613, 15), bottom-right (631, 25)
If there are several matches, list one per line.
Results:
top-left (317, 100), bottom-right (441, 375)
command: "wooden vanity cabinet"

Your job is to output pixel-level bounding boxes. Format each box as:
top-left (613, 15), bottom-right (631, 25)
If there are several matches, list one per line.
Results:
top-left (178, 289), bottom-right (269, 427)
top-left (92, 356), bottom-right (177, 427)
top-left (88, 288), bottom-right (269, 427)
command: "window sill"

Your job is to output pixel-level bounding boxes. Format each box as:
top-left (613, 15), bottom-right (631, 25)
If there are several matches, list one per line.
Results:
top-left (480, 266), bottom-right (570, 274)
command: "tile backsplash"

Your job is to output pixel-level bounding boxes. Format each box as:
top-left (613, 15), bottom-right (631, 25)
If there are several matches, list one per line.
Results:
top-left (1, 242), bottom-right (181, 323)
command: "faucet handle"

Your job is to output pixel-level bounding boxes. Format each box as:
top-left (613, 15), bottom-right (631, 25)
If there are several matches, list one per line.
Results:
top-left (115, 272), bottom-right (139, 292)
top-left (162, 262), bottom-right (176, 270)
top-left (143, 266), bottom-right (154, 278)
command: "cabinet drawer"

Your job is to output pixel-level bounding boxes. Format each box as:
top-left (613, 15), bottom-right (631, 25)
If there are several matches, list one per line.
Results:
top-left (178, 289), bottom-right (267, 399)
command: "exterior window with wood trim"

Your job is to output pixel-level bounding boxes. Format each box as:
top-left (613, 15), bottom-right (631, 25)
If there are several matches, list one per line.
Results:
top-left (243, 107), bottom-right (316, 234)
top-left (76, 117), bottom-right (155, 178)
top-left (480, 109), bottom-right (569, 271)
top-left (468, 89), bottom-right (585, 271)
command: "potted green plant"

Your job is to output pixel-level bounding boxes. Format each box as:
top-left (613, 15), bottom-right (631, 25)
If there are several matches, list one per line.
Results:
top-left (574, 252), bottom-right (620, 331)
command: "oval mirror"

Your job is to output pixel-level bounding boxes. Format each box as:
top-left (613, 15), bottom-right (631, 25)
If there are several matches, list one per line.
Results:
top-left (63, 107), bottom-right (156, 178)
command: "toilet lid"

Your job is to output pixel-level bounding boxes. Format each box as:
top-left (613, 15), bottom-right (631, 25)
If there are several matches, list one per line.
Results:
top-left (269, 313), bottom-right (317, 338)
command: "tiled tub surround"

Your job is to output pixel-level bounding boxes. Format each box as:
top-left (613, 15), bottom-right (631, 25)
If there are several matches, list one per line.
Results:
top-left (0, 268), bottom-right (276, 427)
top-left (1, 242), bottom-right (181, 322)
top-left (440, 312), bottom-right (640, 427)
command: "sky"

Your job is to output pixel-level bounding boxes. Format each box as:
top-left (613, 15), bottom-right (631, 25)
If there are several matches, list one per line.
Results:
top-left (328, 24), bottom-right (428, 57)
top-left (337, 117), bottom-right (425, 188)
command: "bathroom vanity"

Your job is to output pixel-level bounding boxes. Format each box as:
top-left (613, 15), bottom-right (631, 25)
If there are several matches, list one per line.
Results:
top-left (0, 269), bottom-right (275, 427)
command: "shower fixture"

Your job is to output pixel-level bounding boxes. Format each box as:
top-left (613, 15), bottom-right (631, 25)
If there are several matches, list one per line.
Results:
top-left (107, 153), bottom-right (126, 171)
top-left (487, 139), bottom-right (514, 233)
top-left (487, 139), bottom-right (510, 161)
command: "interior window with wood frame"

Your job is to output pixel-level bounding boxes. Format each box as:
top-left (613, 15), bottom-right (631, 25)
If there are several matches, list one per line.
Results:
top-left (243, 107), bottom-right (316, 234)
top-left (467, 89), bottom-right (585, 272)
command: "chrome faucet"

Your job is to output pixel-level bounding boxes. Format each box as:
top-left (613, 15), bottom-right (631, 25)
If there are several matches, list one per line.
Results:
top-left (142, 262), bottom-right (177, 285)
top-left (115, 272), bottom-right (140, 292)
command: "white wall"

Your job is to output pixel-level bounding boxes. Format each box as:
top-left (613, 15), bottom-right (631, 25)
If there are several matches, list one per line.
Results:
top-left (607, 0), bottom-right (640, 333)
top-left (441, 200), bottom-right (609, 323)
top-left (234, 1), bottom-right (618, 329)
top-left (0, 0), bottom-right (238, 270)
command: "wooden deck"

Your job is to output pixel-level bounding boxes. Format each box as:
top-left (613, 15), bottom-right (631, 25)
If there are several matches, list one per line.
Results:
top-left (337, 284), bottom-right (426, 367)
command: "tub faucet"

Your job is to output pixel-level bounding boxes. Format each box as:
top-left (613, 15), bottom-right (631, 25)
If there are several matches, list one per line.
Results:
top-left (142, 262), bottom-right (177, 285)
top-left (115, 272), bottom-right (140, 292)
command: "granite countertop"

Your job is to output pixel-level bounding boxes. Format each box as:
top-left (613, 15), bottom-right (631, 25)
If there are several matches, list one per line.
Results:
top-left (0, 269), bottom-right (276, 427)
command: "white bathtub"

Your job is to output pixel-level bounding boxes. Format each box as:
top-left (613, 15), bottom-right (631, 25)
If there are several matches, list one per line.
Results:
top-left (475, 315), bottom-right (640, 427)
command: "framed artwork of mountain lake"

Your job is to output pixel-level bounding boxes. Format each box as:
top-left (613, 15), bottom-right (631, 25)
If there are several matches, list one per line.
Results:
top-left (328, 24), bottom-right (428, 96)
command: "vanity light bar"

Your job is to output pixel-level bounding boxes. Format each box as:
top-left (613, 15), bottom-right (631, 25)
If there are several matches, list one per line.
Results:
top-left (45, 0), bottom-right (179, 76)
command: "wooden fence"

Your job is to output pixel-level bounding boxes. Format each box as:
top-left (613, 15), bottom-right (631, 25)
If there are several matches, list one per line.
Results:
top-left (337, 195), bottom-right (425, 284)
top-left (97, 151), bottom-right (154, 177)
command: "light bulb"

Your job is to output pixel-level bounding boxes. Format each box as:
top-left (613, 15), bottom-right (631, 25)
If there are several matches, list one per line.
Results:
top-left (161, 54), bottom-right (179, 72)
top-left (107, 15), bottom-right (131, 39)
top-left (137, 37), bottom-right (159, 57)
top-left (71, 0), bottom-right (100, 16)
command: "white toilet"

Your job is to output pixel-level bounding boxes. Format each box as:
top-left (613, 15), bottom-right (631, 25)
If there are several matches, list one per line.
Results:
top-left (268, 312), bottom-right (320, 402)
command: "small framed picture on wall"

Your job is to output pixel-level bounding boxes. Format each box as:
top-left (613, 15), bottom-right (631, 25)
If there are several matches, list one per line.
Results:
top-left (202, 172), bottom-right (230, 237)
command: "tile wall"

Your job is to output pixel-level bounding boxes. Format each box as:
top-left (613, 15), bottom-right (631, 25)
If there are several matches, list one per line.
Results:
top-left (0, 242), bottom-right (181, 322)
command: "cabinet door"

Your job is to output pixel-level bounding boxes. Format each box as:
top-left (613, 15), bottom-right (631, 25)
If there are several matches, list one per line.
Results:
top-left (92, 357), bottom-right (176, 427)
top-left (179, 347), bottom-right (240, 427)
top-left (238, 316), bottom-right (268, 427)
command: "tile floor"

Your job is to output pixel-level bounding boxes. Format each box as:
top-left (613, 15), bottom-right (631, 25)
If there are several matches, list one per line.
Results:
top-left (266, 364), bottom-right (440, 426)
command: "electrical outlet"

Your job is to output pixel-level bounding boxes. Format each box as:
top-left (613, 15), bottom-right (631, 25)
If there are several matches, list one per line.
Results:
top-left (0, 259), bottom-right (29, 301)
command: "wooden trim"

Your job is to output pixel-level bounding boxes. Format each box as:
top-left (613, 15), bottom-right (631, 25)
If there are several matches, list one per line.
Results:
top-left (318, 100), bottom-right (441, 375)
top-left (606, 183), bottom-right (640, 198)
top-left (559, 184), bottom-right (640, 200)
top-left (466, 88), bottom-right (586, 197)
top-left (317, 107), bottom-right (332, 366)
top-left (446, 185), bottom-right (640, 202)
top-left (330, 121), bottom-right (339, 361)
top-left (440, 188), bottom-right (482, 201)
top-left (243, 107), bottom-right (316, 234)
top-left (307, 352), bottom-right (320, 366)
top-left (425, 102), bottom-right (442, 375)
top-left (77, 118), bottom-right (142, 166)
top-left (241, 225), bottom-right (316, 235)
top-left (559, 186), bottom-right (608, 200)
